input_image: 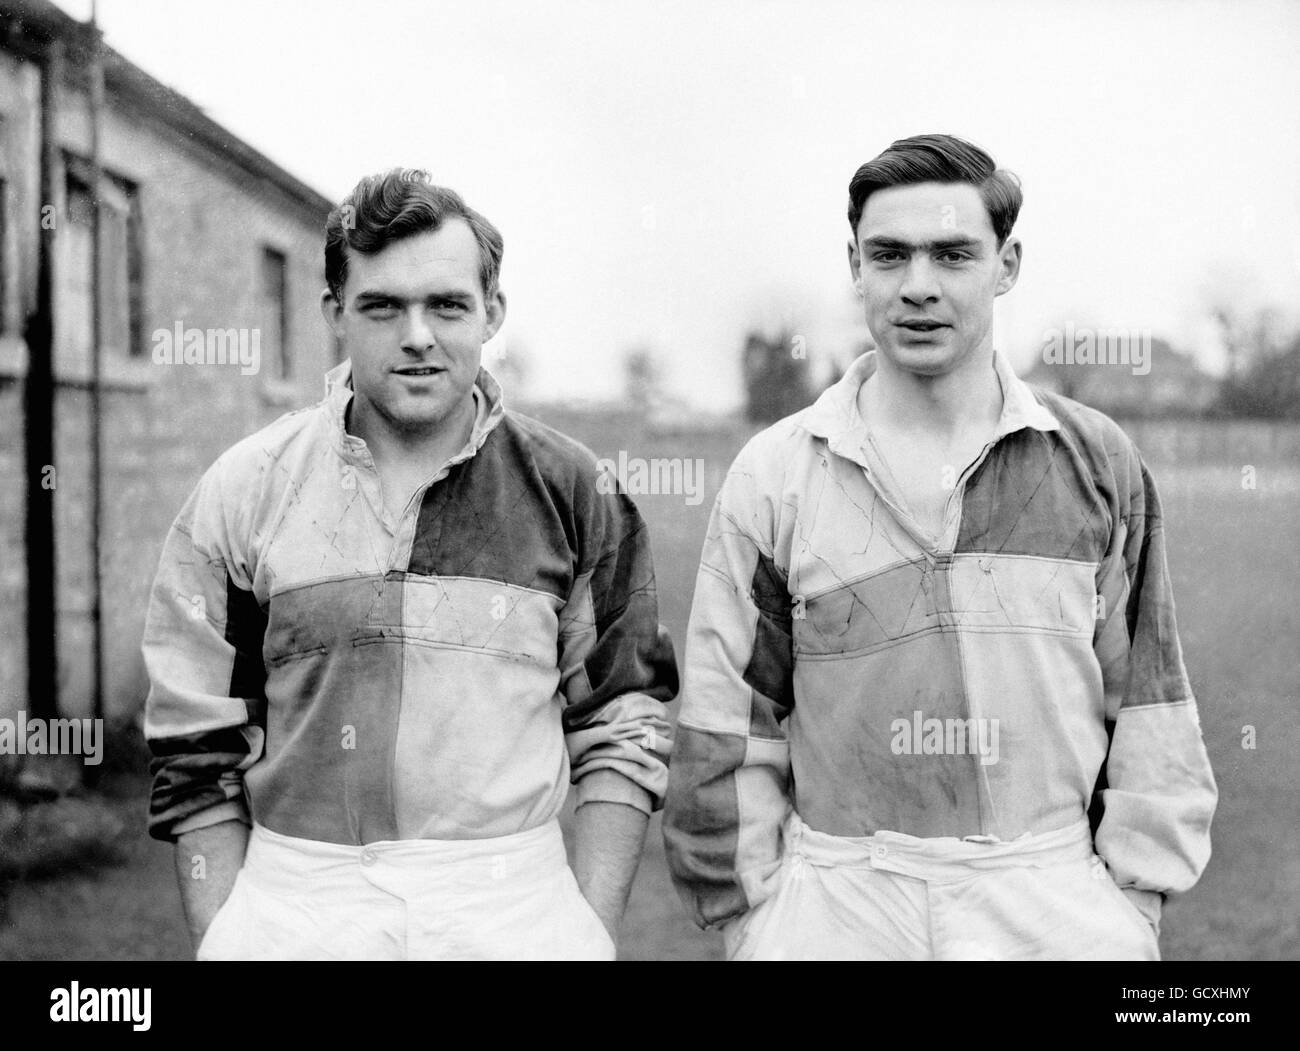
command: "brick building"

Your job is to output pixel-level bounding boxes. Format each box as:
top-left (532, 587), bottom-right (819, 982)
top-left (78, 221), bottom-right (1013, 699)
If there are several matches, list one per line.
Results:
top-left (0, 0), bottom-right (335, 746)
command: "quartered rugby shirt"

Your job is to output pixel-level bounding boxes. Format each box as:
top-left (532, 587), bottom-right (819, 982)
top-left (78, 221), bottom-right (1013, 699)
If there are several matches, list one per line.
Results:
top-left (663, 350), bottom-right (1217, 929)
top-left (144, 361), bottom-right (677, 844)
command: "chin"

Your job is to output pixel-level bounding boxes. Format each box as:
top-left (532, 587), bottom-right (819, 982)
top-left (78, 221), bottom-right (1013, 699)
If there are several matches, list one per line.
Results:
top-left (400, 406), bottom-right (459, 432)
top-left (372, 397), bottom-right (449, 434)
top-left (882, 345), bottom-right (957, 377)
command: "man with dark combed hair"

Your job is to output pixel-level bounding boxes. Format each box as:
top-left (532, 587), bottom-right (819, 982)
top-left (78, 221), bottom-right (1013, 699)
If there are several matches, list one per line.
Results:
top-left (846, 134), bottom-right (1023, 245)
top-left (324, 170), bottom-right (504, 300)
top-left (664, 134), bottom-right (1216, 960)
top-left (143, 169), bottom-right (678, 960)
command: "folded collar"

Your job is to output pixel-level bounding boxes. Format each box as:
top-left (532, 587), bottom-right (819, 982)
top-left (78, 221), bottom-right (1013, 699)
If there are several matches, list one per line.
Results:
top-left (801, 348), bottom-right (1059, 462)
top-left (323, 358), bottom-right (507, 464)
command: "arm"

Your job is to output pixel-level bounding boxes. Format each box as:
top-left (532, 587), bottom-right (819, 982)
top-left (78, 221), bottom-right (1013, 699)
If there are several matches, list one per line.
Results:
top-left (559, 475), bottom-right (678, 942)
top-left (572, 800), bottom-right (649, 939)
top-left (1090, 444), bottom-right (1218, 934)
top-left (142, 464), bottom-right (268, 943)
top-left (175, 819), bottom-right (249, 952)
top-left (662, 447), bottom-right (795, 930)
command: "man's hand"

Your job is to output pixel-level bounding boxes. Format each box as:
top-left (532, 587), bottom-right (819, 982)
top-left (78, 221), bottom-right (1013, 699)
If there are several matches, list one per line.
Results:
top-left (1120, 886), bottom-right (1164, 938)
top-left (572, 800), bottom-right (650, 945)
top-left (174, 819), bottom-right (250, 956)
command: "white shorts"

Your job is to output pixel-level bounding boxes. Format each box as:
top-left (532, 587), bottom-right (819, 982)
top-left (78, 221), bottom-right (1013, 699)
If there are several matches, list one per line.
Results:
top-left (197, 820), bottom-right (616, 961)
top-left (722, 812), bottom-right (1160, 961)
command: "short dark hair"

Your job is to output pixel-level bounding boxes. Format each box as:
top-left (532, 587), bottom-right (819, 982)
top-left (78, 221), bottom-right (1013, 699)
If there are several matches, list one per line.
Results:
top-left (324, 169), bottom-right (504, 301)
top-left (847, 134), bottom-right (1022, 245)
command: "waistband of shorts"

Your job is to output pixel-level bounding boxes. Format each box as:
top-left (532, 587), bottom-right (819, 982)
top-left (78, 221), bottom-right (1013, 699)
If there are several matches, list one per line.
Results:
top-left (242, 819), bottom-right (567, 887)
top-left (783, 811), bottom-right (1095, 881)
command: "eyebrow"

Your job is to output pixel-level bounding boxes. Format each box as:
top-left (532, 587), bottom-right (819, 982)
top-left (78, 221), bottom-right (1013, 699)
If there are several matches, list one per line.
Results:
top-left (860, 236), bottom-right (984, 252)
top-left (353, 289), bottom-right (477, 305)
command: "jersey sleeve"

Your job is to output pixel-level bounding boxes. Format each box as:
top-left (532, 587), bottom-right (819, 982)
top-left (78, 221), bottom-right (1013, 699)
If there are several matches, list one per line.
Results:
top-left (662, 444), bottom-right (795, 929)
top-left (142, 461), bottom-right (267, 842)
top-left (558, 474), bottom-right (678, 816)
top-left (1090, 440), bottom-right (1218, 929)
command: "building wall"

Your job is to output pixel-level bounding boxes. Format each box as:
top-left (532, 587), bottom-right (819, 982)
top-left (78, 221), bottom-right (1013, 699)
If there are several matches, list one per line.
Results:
top-left (0, 378), bottom-right (28, 729)
top-left (0, 45), bottom-right (335, 724)
top-left (0, 48), bottom-right (43, 733)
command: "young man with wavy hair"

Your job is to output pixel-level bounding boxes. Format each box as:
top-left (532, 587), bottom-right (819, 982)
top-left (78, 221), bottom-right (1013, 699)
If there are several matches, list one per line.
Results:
top-left (143, 170), bottom-right (677, 960)
top-left (664, 134), bottom-right (1216, 960)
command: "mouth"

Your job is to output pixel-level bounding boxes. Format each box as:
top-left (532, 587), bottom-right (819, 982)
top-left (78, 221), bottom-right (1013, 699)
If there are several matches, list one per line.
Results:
top-left (392, 365), bottom-right (447, 378)
top-left (895, 320), bottom-right (949, 333)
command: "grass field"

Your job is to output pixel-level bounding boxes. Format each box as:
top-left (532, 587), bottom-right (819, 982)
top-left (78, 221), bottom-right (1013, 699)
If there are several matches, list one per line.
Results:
top-left (1, 416), bottom-right (1296, 961)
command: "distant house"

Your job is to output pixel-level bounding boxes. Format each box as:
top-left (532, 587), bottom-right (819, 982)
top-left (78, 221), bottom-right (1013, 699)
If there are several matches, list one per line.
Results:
top-left (0, 0), bottom-right (336, 731)
top-left (1023, 334), bottom-right (1218, 418)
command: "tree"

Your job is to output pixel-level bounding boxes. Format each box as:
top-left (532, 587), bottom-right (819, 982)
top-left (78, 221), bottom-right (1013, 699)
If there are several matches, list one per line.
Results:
top-left (486, 336), bottom-right (533, 401)
top-left (741, 328), bottom-right (814, 424)
top-left (1212, 305), bottom-right (1300, 419)
top-left (1216, 331), bottom-right (1300, 419)
top-left (623, 345), bottom-right (665, 415)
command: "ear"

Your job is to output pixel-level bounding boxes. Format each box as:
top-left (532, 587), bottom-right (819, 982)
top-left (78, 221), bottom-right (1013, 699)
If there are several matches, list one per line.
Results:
top-left (320, 287), bottom-right (344, 332)
top-left (483, 287), bottom-right (507, 342)
top-left (847, 238), bottom-right (864, 293)
top-left (994, 236), bottom-right (1022, 297)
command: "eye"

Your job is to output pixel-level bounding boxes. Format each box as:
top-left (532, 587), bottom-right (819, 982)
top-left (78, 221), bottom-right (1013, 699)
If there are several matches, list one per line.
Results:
top-left (362, 300), bottom-right (398, 317)
top-left (871, 251), bottom-right (903, 264)
top-left (938, 251), bottom-right (970, 264)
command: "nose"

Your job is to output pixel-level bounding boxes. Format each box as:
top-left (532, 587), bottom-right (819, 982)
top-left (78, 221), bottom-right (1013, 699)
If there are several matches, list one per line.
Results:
top-left (399, 306), bottom-right (436, 354)
top-left (899, 257), bottom-right (940, 307)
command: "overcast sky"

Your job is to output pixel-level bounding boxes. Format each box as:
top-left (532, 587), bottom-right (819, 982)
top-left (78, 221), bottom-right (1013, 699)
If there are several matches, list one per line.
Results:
top-left (55, 0), bottom-right (1300, 407)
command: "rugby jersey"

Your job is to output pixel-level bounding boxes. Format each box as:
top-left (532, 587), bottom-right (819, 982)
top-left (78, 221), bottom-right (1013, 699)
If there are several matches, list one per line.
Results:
top-left (144, 361), bottom-right (678, 844)
top-left (663, 350), bottom-right (1217, 929)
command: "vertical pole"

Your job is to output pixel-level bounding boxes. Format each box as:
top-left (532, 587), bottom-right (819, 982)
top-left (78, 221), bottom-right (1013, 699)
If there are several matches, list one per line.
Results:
top-left (86, 3), bottom-right (107, 785)
top-left (23, 39), bottom-right (62, 725)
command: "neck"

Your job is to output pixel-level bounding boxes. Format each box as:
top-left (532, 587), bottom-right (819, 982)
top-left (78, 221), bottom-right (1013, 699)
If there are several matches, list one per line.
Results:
top-left (348, 391), bottom-right (477, 476)
top-left (860, 346), bottom-right (1003, 438)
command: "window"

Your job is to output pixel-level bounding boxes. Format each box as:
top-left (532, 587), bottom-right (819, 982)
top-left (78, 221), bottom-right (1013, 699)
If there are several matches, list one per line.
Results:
top-left (260, 246), bottom-right (289, 381)
top-left (0, 175), bottom-right (7, 335)
top-left (58, 155), bottom-right (143, 370)
top-left (0, 111), bottom-right (8, 336)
